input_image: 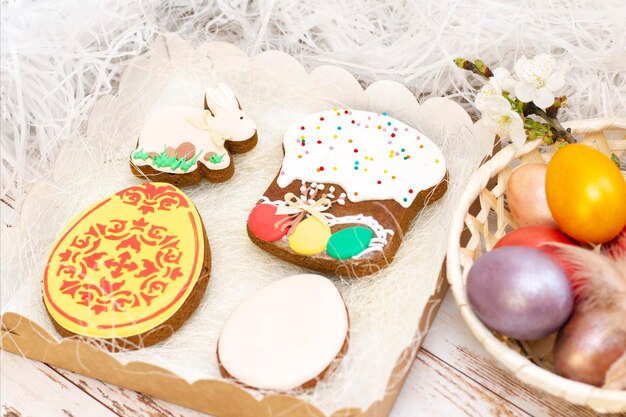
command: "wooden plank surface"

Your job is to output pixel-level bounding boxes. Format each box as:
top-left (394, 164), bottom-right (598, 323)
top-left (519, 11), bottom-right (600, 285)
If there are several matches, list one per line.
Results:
top-left (1, 352), bottom-right (118, 417)
top-left (421, 296), bottom-right (623, 417)
top-left (52, 366), bottom-right (207, 417)
top-left (2, 292), bottom-right (617, 417)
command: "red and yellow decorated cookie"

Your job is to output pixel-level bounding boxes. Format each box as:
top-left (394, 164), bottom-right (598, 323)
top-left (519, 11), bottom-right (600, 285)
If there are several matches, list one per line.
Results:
top-left (43, 182), bottom-right (210, 350)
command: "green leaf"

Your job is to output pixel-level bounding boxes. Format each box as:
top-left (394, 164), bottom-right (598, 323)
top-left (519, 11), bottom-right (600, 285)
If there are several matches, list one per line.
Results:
top-left (611, 153), bottom-right (621, 169)
top-left (179, 150), bottom-right (202, 172)
top-left (209, 153), bottom-right (226, 164)
top-left (148, 146), bottom-right (203, 172)
top-left (133, 148), bottom-right (150, 161)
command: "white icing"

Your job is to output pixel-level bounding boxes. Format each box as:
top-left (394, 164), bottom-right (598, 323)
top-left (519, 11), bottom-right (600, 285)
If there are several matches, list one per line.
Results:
top-left (277, 109), bottom-right (446, 208)
top-left (217, 274), bottom-right (348, 391)
top-left (203, 83), bottom-right (256, 142)
top-left (132, 83), bottom-right (256, 175)
top-left (133, 106), bottom-right (231, 173)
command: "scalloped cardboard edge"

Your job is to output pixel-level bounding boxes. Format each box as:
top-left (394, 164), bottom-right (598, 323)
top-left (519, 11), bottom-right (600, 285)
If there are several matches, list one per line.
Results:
top-left (1, 276), bottom-right (447, 417)
top-left (1, 34), bottom-right (492, 417)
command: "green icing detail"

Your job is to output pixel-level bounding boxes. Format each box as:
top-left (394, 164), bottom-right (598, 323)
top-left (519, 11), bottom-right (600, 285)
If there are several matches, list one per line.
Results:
top-left (133, 148), bottom-right (150, 161)
top-left (138, 146), bottom-right (202, 173)
top-left (208, 153), bottom-right (226, 164)
top-left (327, 227), bottom-right (373, 260)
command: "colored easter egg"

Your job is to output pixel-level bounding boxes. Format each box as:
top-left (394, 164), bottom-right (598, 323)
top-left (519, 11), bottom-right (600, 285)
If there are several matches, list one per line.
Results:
top-left (546, 144), bottom-right (626, 243)
top-left (506, 163), bottom-right (555, 227)
top-left (327, 227), bottom-right (373, 260)
top-left (467, 246), bottom-right (573, 340)
top-left (217, 274), bottom-right (349, 390)
top-left (494, 226), bottom-right (578, 277)
top-left (288, 216), bottom-right (331, 255)
top-left (248, 203), bottom-right (290, 242)
top-left (554, 306), bottom-right (626, 386)
top-left (43, 182), bottom-right (209, 347)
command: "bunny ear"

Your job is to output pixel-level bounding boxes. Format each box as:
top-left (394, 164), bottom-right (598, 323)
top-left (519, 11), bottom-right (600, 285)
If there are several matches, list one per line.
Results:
top-left (204, 87), bottom-right (226, 116)
top-left (218, 83), bottom-right (241, 109)
top-left (203, 95), bottom-right (214, 116)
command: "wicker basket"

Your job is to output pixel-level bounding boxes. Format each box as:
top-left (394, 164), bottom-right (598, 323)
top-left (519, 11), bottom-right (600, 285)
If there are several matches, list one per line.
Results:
top-left (446, 117), bottom-right (626, 413)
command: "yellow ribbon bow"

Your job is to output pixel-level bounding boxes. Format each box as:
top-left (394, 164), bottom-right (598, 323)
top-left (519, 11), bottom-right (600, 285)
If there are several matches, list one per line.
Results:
top-left (275, 192), bottom-right (334, 225)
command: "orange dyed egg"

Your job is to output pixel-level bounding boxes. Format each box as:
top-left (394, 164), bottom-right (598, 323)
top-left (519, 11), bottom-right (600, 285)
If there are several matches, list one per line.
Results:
top-left (546, 144), bottom-right (626, 243)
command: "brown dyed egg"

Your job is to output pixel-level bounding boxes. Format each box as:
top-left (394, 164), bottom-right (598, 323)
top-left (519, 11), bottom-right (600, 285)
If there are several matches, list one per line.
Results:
top-left (506, 163), bottom-right (555, 228)
top-left (175, 141), bottom-right (197, 161)
top-left (554, 307), bottom-right (626, 386)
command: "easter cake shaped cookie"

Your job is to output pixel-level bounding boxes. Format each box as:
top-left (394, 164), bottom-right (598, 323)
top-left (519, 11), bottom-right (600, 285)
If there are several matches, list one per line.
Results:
top-left (247, 108), bottom-right (448, 277)
top-left (43, 182), bottom-right (210, 351)
top-left (130, 83), bottom-right (257, 186)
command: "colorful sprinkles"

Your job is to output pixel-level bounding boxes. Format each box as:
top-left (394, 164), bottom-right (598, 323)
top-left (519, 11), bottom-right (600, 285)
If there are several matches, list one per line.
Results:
top-left (281, 108), bottom-right (445, 208)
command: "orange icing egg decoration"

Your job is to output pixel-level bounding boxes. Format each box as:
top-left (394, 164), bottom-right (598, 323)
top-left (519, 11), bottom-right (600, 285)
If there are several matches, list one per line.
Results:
top-left (42, 182), bottom-right (210, 350)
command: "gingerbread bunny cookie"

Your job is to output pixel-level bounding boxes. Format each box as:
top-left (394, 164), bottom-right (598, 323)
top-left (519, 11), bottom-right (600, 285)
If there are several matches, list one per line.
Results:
top-left (130, 83), bottom-right (257, 186)
top-left (247, 108), bottom-right (448, 277)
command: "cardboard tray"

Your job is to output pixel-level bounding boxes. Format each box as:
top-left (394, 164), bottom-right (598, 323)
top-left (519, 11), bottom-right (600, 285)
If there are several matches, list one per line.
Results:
top-left (1, 35), bottom-right (493, 417)
top-left (1, 278), bottom-right (446, 417)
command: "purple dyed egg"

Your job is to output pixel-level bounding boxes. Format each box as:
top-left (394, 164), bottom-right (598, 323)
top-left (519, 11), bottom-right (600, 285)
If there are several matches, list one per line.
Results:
top-left (467, 246), bottom-right (573, 340)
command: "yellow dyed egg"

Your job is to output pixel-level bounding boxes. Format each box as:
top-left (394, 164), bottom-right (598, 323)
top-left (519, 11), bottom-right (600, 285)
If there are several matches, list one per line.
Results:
top-left (43, 182), bottom-right (208, 346)
top-left (288, 216), bottom-right (331, 255)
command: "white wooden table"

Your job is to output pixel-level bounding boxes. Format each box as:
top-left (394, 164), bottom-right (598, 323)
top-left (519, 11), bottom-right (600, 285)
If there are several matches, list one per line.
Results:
top-left (1, 292), bottom-right (616, 417)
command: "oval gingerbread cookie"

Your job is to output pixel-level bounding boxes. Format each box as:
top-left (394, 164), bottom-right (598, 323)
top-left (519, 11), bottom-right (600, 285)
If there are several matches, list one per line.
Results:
top-left (130, 83), bottom-right (258, 186)
top-left (217, 274), bottom-right (349, 390)
top-left (43, 182), bottom-right (210, 351)
top-left (247, 108), bottom-right (448, 277)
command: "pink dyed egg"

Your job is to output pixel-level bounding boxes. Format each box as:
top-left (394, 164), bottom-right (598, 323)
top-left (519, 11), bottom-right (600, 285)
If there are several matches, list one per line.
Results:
top-left (506, 163), bottom-right (555, 228)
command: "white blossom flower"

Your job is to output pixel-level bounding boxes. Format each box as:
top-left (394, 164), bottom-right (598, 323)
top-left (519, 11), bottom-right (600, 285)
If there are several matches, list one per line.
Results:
top-left (493, 67), bottom-right (518, 94)
top-left (475, 67), bottom-right (517, 110)
top-left (513, 54), bottom-right (566, 109)
top-left (476, 95), bottom-right (526, 147)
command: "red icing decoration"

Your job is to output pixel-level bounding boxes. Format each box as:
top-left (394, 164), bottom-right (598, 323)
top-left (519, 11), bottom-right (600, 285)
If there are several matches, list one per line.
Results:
top-left (45, 184), bottom-right (200, 328)
top-left (52, 212), bottom-right (185, 318)
top-left (248, 204), bottom-right (290, 242)
top-left (116, 183), bottom-right (188, 215)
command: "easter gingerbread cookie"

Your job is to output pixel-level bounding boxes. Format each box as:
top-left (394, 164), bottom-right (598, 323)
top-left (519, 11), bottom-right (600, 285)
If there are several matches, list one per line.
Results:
top-left (43, 182), bottom-right (210, 351)
top-left (217, 274), bottom-right (349, 390)
top-left (247, 109), bottom-right (448, 277)
top-left (130, 83), bottom-right (257, 186)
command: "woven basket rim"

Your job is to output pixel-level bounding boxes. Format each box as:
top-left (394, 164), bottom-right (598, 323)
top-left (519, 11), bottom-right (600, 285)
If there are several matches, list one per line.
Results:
top-left (446, 116), bottom-right (626, 412)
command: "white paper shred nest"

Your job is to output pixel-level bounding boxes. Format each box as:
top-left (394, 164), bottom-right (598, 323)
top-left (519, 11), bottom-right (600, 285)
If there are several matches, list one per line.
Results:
top-left (2, 0), bottom-right (626, 206)
top-left (1, 37), bottom-right (493, 413)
